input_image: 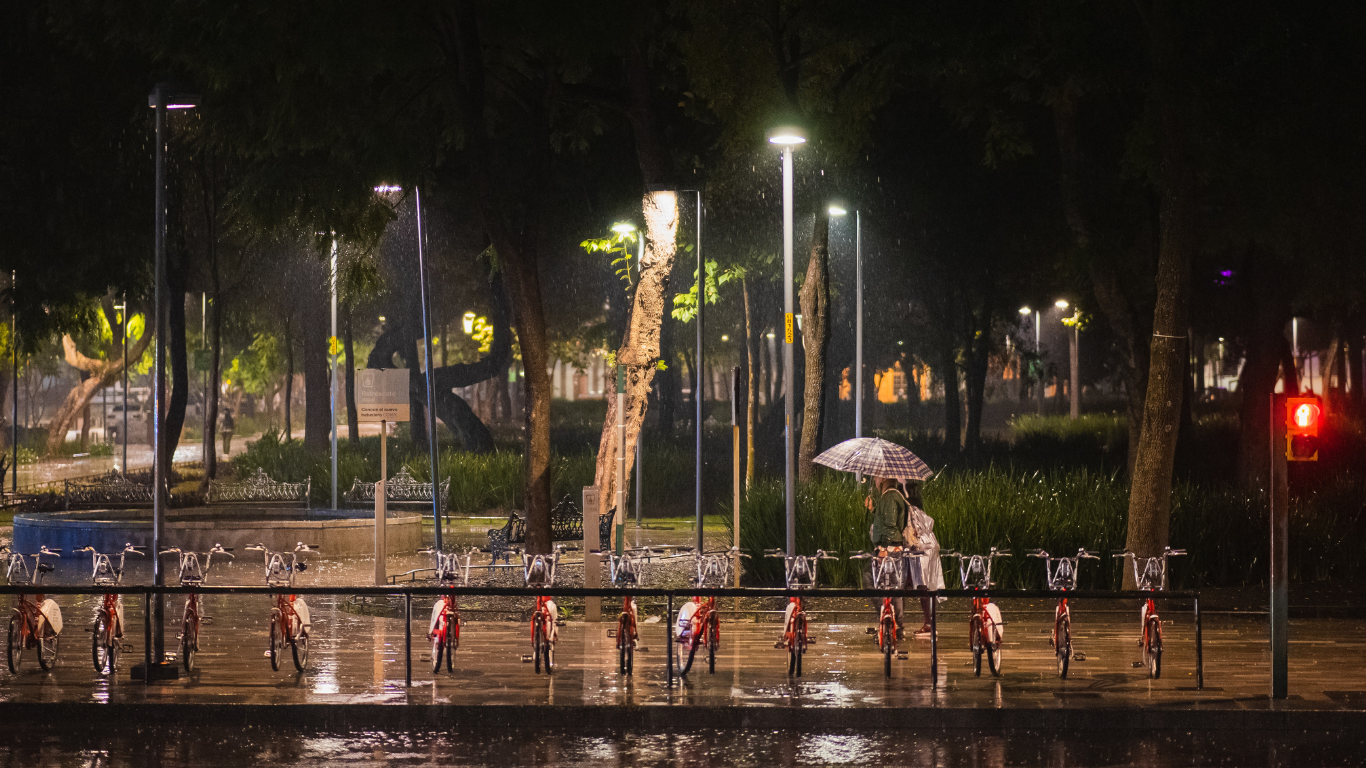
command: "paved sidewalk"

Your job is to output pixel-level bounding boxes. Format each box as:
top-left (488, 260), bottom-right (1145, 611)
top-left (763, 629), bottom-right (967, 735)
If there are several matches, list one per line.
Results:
top-left (3, 587), bottom-right (1364, 729)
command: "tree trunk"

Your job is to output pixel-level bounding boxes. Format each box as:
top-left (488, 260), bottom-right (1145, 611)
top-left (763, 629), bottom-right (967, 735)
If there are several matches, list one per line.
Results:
top-left (743, 276), bottom-right (757, 489)
top-left (592, 191), bottom-right (679, 524)
top-left (940, 347), bottom-right (962, 452)
top-left (797, 211), bottom-right (831, 482)
top-left (1124, 0), bottom-right (1198, 569)
top-left (302, 277), bottom-right (331, 453)
top-left (47, 304), bottom-right (152, 455)
top-left (202, 257), bottom-right (221, 485)
top-left (162, 289), bottom-right (190, 473)
top-left (1236, 293), bottom-right (1289, 490)
top-left (284, 317), bottom-right (294, 441)
top-left (964, 316), bottom-right (992, 454)
top-left (343, 303), bottom-right (359, 447)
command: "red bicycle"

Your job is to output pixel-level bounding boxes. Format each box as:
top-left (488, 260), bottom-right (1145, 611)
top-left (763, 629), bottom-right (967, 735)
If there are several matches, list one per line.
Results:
top-left (765, 548), bottom-right (836, 677)
top-left (161, 544), bottom-right (233, 672)
top-left (246, 543), bottom-right (318, 672)
top-left (422, 546), bottom-right (473, 674)
top-left (522, 545), bottom-right (563, 674)
top-left (851, 547), bottom-right (917, 678)
top-left (75, 544), bottom-right (143, 675)
top-left (605, 547), bottom-right (656, 676)
top-left (1114, 547), bottom-right (1185, 679)
top-left (3, 546), bottom-right (63, 673)
top-left (944, 548), bottom-right (1011, 677)
top-left (676, 547), bottom-right (744, 676)
top-left (1027, 548), bottom-right (1098, 678)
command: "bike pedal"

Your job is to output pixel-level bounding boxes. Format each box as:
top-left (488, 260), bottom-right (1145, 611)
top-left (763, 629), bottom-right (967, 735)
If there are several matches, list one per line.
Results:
top-left (896, 652), bottom-right (909, 660)
top-left (201, 617), bottom-right (214, 625)
top-left (864, 627), bottom-right (877, 635)
top-left (637, 647), bottom-right (648, 653)
top-left (1072, 653), bottom-right (1087, 661)
top-left (773, 642), bottom-right (785, 649)
top-left (520, 654), bottom-right (534, 663)
top-left (607, 629), bottom-right (617, 638)
top-left (1131, 661), bottom-right (1144, 668)
top-left (121, 644), bottom-right (134, 653)
top-left (264, 650), bottom-right (273, 658)
top-left (420, 655), bottom-right (432, 662)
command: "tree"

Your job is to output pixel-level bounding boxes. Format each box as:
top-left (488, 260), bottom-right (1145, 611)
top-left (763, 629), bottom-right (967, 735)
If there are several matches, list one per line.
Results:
top-left (47, 300), bottom-right (152, 454)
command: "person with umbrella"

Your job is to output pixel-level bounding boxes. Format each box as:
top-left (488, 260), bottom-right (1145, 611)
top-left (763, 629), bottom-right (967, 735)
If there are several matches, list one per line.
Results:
top-left (815, 437), bottom-right (940, 639)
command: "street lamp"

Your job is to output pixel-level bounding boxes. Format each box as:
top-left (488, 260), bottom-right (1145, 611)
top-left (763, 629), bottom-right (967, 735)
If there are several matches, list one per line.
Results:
top-left (1020, 306), bottom-right (1043, 415)
top-left (828, 203), bottom-right (863, 438)
top-left (462, 312), bottom-right (475, 335)
top-left (768, 124), bottom-right (806, 555)
top-left (1055, 299), bottom-right (1079, 420)
top-left (142, 83), bottom-right (198, 681)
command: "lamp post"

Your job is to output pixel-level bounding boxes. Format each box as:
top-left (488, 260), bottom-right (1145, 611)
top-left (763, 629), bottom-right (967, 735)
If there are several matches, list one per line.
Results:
top-left (1056, 299), bottom-right (1079, 420)
top-left (117, 297), bottom-right (127, 473)
top-left (10, 271), bottom-right (16, 494)
top-left (330, 237), bottom-right (338, 510)
top-left (1020, 306), bottom-right (1042, 414)
top-left (415, 187), bottom-right (443, 552)
top-left (610, 222), bottom-right (643, 531)
top-left (768, 125), bottom-right (806, 556)
top-left (828, 204), bottom-right (862, 438)
top-left (144, 83), bottom-right (197, 680)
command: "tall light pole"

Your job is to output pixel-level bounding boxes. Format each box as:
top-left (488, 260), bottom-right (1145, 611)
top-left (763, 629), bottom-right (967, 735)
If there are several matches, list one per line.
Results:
top-left (676, 188), bottom-right (705, 553)
top-left (10, 271), bottom-right (16, 494)
top-left (415, 187), bottom-right (443, 551)
top-left (828, 204), bottom-right (862, 438)
top-left (330, 237), bottom-right (338, 511)
top-left (144, 83), bottom-right (196, 680)
top-left (1020, 306), bottom-right (1043, 414)
top-left (118, 297), bottom-right (128, 473)
top-left (768, 125), bottom-right (806, 556)
top-left (1056, 299), bottom-right (1079, 420)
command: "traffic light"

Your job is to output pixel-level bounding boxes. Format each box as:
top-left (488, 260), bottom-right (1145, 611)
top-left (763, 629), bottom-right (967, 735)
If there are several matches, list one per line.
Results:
top-left (1285, 395), bottom-right (1322, 462)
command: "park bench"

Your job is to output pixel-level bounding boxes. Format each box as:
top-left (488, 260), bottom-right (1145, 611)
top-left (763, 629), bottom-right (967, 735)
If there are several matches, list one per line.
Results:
top-left (206, 467), bottom-right (311, 508)
top-left (486, 495), bottom-right (615, 563)
top-left (344, 466), bottom-right (449, 514)
top-left (64, 471), bottom-right (155, 510)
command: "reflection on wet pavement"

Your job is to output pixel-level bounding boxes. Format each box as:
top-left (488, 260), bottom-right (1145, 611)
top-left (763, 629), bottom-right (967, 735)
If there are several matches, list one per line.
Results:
top-left (1, 724), bottom-right (1363, 766)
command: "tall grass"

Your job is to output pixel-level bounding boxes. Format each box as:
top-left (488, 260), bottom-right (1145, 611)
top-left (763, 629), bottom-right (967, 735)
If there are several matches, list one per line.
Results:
top-left (733, 478), bottom-right (868, 587)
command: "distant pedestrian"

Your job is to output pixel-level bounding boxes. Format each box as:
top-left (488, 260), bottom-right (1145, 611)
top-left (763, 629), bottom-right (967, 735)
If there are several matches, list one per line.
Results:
top-left (221, 408), bottom-right (235, 456)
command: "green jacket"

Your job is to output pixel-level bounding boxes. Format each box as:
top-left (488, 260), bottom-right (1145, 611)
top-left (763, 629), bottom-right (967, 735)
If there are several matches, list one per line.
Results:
top-left (869, 487), bottom-right (908, 546)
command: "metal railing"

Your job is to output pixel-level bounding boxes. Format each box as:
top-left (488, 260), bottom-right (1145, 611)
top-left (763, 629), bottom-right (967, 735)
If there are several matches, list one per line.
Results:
top-left (0, 584), bottom-right (1202, 691)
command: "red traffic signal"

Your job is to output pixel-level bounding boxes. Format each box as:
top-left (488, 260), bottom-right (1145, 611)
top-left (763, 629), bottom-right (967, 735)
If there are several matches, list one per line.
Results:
top-left (1285, 396), bottom-right (1322, 462)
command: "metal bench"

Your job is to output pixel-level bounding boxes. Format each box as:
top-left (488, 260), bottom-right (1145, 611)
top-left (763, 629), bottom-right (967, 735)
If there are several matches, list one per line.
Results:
top-left (64, 471), bottom-right (155, 510)
top-left (206, 467), bottom-right (311, 508)
top-left (486, 496), bottom-right (615, 563)
top-left (344, 466), bottom-right (450, 513)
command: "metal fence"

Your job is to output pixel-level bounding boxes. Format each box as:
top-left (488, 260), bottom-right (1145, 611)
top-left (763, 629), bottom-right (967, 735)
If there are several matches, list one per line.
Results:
top-left (0, 584), bottom-right (1203, 691)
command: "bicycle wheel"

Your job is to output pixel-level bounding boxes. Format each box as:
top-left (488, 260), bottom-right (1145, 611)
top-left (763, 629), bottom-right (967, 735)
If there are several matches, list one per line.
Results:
top-left (269, 615), bottom-right (282, 671)
top-left (533, 621), bottom-right (544, 674)
top-left (707, 615), bottom-right (718, 674)
top-left (970, 616), bottom-right (983, 677)
top-left (37, 625), bottom-right (58, 672)
top-left (986, 618), bottom-right (1003, 677)
top-left (882, 616), bottom-right (895, 678)
top-left (182, 614), bottom-right (197, 673)
top-left (792, 614), bottom-right (805, 678)
top-left (1057, 616), bottom-right (1071, 679)
top-left (617, 614), bottom-right (630, 674)
top-left (446, 617), bottom-right (457, 673)
top-left (6, 614), bottom-right (21, 673)
top-left (1146, 618), bottom-right (1162, 679)
top-left (678, 634), bottom-right (698, 676)
top-left (292, 631), bottom-right (309, 672)
top-left (542, 622), bottom-right (554, 674)
top-left (431, 625), bottom-right (445, 674)
top-left (93, 613), bottom-right (112, 674)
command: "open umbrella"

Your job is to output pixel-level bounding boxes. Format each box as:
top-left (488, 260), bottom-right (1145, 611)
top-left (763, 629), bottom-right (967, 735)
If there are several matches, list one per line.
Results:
top-left (813, 437), bottom-right (933, 482)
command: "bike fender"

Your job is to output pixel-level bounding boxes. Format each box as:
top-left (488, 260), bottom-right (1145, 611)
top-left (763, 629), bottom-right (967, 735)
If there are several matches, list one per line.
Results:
top-left (114, 600), bottom-right (125, 638)
top-left (38, 599), bottom-right (62, 636)
top-left (984, 603), bottom-right (1004, 640)
top-left (292, 597), bottom-right (311, 633)
top-left (429, 602), bottom-right (445, 636)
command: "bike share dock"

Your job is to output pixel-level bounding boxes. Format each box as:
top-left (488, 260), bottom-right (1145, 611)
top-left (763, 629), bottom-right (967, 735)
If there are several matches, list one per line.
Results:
top-left (3, 581), bottom-right (1364, 732)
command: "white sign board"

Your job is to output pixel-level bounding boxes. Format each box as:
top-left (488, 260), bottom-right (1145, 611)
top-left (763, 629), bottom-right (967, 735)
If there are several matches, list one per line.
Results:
top-left (356, 368), bottom-right (411, 422)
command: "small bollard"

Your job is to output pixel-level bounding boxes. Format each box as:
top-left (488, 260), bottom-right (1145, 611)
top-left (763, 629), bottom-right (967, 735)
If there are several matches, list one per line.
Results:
top-left (144, 590), bottom-right (153, 686)
top-left (666, 593), bottom-right (674, 689)
top-left (929, 594), bottom-right (938, 686)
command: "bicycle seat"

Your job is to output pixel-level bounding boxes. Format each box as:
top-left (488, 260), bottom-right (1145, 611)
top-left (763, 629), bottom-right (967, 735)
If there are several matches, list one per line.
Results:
top-left (37, 563), bottom-right (54, 573)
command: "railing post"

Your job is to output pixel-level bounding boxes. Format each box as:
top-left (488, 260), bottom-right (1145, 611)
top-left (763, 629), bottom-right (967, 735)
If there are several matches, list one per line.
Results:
top-left (1195, 593), bottom-right (1203, 691)
top-left (143, 589), bottom-right (153, 686)
top-left (666, 592), bottom-right (674, 689)
top-left (929, 591), bottom-right (938, 686)
top-left (404, 591), bottom-right (412, 688)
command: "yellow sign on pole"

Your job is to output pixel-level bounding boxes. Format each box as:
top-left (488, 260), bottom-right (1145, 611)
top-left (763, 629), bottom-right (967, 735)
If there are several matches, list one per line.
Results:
top-left (784, 313), bottom-right (794, 344)
top-left (328, 336), bottom-right (342, 356)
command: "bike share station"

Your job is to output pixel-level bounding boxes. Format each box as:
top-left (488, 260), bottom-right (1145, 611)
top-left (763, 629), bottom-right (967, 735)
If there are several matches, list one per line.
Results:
top-left (6, 392), bottom-right (1348, 722)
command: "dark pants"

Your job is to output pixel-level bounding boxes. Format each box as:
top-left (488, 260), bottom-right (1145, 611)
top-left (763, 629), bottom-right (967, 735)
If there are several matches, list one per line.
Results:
top-left (222, 431), bottom-right (234, 455)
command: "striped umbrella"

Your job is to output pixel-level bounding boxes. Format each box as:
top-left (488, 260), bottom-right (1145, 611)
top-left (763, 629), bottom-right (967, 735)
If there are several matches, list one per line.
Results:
top-left (813, 437), bottom-right (933, 482)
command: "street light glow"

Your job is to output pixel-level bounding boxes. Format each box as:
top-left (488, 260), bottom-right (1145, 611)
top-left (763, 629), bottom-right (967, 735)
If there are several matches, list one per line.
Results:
top-left (721, 334), bottom-right (729, 342)
top-left (462, 311), bottom-right (475, 335)
top-left (828, 206), bottom-right (848, 216)
top-left (610, 222), bottom-right (636, 234)
top-left (1055, 299), bottom-right (1069, 309)
top-left (767, 125), bottom-right (808, 145)
top-left (766, 332), bottom-right (776, 339)
top-left (1019, 306), bottom-right (1032, 315)
top-left (374, 185), bottom-right (402, 193)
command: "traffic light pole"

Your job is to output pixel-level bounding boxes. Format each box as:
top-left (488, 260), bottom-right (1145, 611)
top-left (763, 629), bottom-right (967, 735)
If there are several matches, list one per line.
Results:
top-left (1269, 393), bottom-right (1288, 699)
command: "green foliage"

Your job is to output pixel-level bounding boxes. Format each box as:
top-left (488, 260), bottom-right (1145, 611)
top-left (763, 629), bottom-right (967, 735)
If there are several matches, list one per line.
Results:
top-left (671, 260), bottom-right (738, 323)
top-left (226, 333), bottom-right (285, 399)
top-left (735, 478), bottom-right (868, 587)
top-left (580, 229), bottom-right (640, 295)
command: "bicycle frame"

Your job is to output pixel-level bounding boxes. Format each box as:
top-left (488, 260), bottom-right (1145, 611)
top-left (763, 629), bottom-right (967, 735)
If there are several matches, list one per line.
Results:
top-left (162, 545), bottom-right (233, 673)
top-left (945, 548), bottom-right (1011, 677)
top-left (76, 545), bottom-right (141, 674)
top-left (422, 547), bottom-right (474, 674)
top-left (1028, 549), bottom-right (1098, 678)
top-left (607, 548), bottom-right (655, 675)
top-left (521, 546), bottom-right (563, 674)
top-left (1114, 548), bottom-right (1185, 679)
top-left (246, 543), bottom-right (318, 672)
top-left (766, 549), bottom-right (835, 677)
top-left (4, 547), bottom-right (61, 673)
top-left (676, 548), bottom-right (743, 676)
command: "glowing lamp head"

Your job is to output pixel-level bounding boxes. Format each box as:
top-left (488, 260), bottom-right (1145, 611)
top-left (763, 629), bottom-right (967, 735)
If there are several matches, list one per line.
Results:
top-left (462, 311), bottom-right (476, 335)
top-left (1055, 299), bottom-right (1069, 310)
top-left (611, 222), bottom-right (636, 234)
top-left (767, 125), bottom-right (808, 146)
top-left (828, 205), bottom-right (848, 217)
top-left (374, 185), bottom-right (402, 193)
top-left (1019, 306), bottom-right (1032, 316)
top-left (721, 335), bottom-right (729, 342)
